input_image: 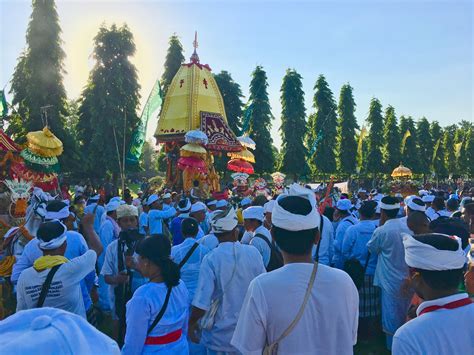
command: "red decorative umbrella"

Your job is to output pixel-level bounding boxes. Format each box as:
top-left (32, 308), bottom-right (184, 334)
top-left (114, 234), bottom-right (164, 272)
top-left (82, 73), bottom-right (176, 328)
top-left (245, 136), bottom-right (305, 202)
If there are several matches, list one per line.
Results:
top-left (227, 159), bottom-right (254, 174)
top-left (177, 156), bottom-right (207, 173)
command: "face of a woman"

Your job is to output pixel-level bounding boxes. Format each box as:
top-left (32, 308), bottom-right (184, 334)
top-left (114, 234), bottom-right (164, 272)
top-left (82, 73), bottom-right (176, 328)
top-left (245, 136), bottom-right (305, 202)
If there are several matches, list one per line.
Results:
top-left (136, 255), bottom-right (159, 278)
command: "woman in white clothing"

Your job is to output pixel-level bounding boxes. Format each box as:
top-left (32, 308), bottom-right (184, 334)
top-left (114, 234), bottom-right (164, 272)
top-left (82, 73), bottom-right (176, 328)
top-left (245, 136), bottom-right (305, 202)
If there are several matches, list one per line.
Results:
top-left (122, 235), bottom-right (190, 355)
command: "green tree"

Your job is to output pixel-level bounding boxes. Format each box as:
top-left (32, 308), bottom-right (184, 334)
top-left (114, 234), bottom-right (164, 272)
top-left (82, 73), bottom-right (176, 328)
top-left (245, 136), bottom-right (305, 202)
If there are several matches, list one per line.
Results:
top-left (399, 116), bottom-right (419, 172)
top-left (464, 128), bottom-right (474, 177)
top-left (443, 125), bottom-right (457, 176)
top-left (247, 66), bottom-right (275, 174)
top-left (382, 105), bottom-right (400, 173)
top-left (8, 0), bottom-right (76, 170)
top-left (140, 140), bottom-right (159, 176)
top-left (214, 70), bottom-right (244, 135)
top-left (77, 24), bottom-right (141, 178)
top-left (306, 75), bottom-right (337, 176)
top-left (279, 69), bottom-right (307, 178)
top-left (337, 84), bottom-right (358, 175)
top-left (161, 34), bottom-right (185, 97)
top-left (416, 117), bottom-right (432, 177)
top-left (430, 121), bottom-right (447, 177)
top-left (365, 98), bottom-right (384, 176)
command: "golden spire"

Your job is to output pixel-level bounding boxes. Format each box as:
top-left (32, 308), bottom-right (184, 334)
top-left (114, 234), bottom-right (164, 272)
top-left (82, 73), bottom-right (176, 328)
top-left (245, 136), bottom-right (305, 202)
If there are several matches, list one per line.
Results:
top-left (190, 31), bottom-right (200, 63)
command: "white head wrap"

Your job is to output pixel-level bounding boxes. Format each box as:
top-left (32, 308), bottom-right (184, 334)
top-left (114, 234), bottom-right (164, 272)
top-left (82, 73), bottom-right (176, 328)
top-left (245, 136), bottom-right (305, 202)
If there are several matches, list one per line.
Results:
top-left (216, 200), bottom-right (228, 209)
top-left (407, 198), bottom-right (426, 212)
top-left (264, 200), bottom-right (276, 213)
top-left (241, 197), bottom-right (252, 207)
top-left (147, 194), bottom-right (159, 206)
top-left (206, 200), bottom-right (217, 207)
top-left (272, 183), bottom-right (320, 232)
top-left (105, 200), bottom-right (120, 213)
top-left (243, 206), bottom-right (264, 222)
top-left (45, 204), bottom-right (70, 220)
top-left (402, 233), bottom-right (467, 271)
top-left (177, 198), bottom-right (192, 212)
top-left (38, 220), bottom-right (68, 250)
top-left (422, 195), bottom-right (435, 203)
top-left (336, 199), bottom-right (353, 211)
top-left (190, 202), bottom-right (206, 213)
top-left (116, 205), bottom-right (138, 219)
top-left (210, 208), bottom-right (238, 233)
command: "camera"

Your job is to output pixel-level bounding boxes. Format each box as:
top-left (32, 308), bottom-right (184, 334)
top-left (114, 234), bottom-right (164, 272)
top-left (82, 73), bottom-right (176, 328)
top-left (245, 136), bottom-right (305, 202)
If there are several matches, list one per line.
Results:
top-left (118, 228), bottom-right (141, 255)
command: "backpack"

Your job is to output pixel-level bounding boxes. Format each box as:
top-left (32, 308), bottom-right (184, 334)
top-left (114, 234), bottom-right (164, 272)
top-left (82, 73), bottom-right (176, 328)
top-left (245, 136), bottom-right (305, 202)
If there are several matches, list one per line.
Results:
top-left (253, 234), bottom-right (284, 271)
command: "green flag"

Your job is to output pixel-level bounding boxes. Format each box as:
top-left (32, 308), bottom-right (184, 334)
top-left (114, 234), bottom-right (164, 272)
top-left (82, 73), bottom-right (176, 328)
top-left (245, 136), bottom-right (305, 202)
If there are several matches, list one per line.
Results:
top-left (0, 90), bottom-right (8, 118)
top-left (126, 80), bottom-right (163, 166)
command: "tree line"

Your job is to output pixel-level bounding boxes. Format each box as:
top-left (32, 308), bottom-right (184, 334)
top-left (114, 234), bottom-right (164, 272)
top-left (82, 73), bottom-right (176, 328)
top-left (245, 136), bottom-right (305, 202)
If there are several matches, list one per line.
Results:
top-left (5, 0), bottom-right (473, 182)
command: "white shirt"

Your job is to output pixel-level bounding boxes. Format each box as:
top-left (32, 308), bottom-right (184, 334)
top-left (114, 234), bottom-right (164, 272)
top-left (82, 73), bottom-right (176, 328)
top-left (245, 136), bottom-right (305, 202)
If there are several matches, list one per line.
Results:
top-left (425, 206), bottom-right (437, 221)
top-left (122, 281), bottom-right (189, 355)
top-left (192, 242), bottom-right (266, 352)
top-left (311, 215), bottom-right (334, 265)
top-left (367, 218), bottom-right (412, 295)
top-left (249, 225), bottom-right (272, 268)
top-left (171, 238), bottom-right (210, 302)
top-left (198, 233), bottom-right (219, 250)
top-left (148, 207), bottom-right (177, 235)
top-left (16, 250), bottom-right (97, 318)
top-left (231, 263), bottom-right (359, 355)
top-left (393, 293), bottom-right (474, 355)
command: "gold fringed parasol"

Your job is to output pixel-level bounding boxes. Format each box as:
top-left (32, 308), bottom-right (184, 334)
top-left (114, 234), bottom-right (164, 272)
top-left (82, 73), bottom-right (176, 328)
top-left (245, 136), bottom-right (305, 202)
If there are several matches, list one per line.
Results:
top-left (26, 127), bottom-right (63, 157)
top-left (180, 143), bottom-right (207, 158)
top-left (227, 148), bottom-right (255, 163)
top-left (391, 164), bottom-right (412, 178)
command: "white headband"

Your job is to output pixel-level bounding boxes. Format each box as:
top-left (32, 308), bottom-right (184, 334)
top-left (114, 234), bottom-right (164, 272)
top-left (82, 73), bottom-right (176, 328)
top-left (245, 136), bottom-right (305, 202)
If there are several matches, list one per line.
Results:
top-left (45, 205), bottom-right (70, 220)
top-left (402, 233), bottom-right (466, 271)
top-left (379, 202), bottom-right (400, 210)
top-left (407, 199), bottom-right (426, 212)
top-left (178, 199), bottom-right (192, 212)
top-left (210, 208), bottom-right (238, 233)
top-left (38, 221), bottom-right (68, 250)
top-left (272, 184), bottom-right (320, 232)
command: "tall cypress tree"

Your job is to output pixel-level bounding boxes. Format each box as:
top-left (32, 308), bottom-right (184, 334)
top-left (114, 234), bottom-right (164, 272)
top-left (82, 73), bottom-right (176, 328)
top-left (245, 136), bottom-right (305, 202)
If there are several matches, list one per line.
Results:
top-left (247, 66), bottom-right (274, 174)
top-left (416, 117), bottom-right (432, 177)
top-left (306, 75), bottom-right (337, 176)
top-left (443, 125), bottom-right (457, 176)
top-left (399, 116), bottom-right (419, 171)
top-left (8, 0), bottom-right (75, 169)
top-left (77, 24), bottom-right (141, 178)
top-left (337, 84), bottom-right (358, 175)
top-left (365, 98), bottom-right (384, 176)
top-left (382, 105), bottom-right (400, 173)
top-left (161, 34), bottom-right (184, 97)
top-left (430, 121), bottom-right (447, 177)
top-left (214, 71), bottom-right (244, 135)
top-left (464, 128), bottom-right (474, 177)
top-left (280, 69), bottom-right (307, 177)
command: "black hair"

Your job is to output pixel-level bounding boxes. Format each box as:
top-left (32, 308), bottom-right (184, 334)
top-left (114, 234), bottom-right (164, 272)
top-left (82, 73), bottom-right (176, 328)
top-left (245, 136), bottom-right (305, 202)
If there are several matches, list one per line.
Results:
top-left (446, 198), bottom-right (459, 211)
top-left (37, 221), bottom-right (66, 243)
top-left (429, 217), bottom-right (469, 249)
top-left (46, 200), bottom-right (68, 212)
top-left (181, 217), bottom-right (199, 237)
top-left (359, 201), bottom-right (377, 218)
top-left (136, 235), bottom-right (180, 288)
top-left (413, 233), bottom-right (464, 290)
top-left (178, 199), bottom-right (190, 211)
top-left (433, 197), bottom-right (446, 210)
top-left (272, 196), bottom-right (318, 255)
top-left (252, 195), bottom-right (268, 207)
top-left (323, 206), bottom-right (335, 222)
top-left (380, 196), bottom-right (399, 219)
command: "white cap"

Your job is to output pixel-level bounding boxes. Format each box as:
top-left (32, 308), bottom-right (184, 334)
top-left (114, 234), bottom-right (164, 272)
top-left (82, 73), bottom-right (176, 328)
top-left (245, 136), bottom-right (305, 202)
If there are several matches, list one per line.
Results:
top-left (162, 193), bottom-right (171, 199)
top-left (105, 200), bottom-right (120, 213)
top-left (0, 308), bottom-right (120, 354)
top-left (116, 204), bottom-right (139, 219)
top-left (336, 199), bottom-right (353, 211)
top-left (216, 200), bottom-right (228, 209)
top-left (264, 200), bottom-right (276, 213)
top-left (422, 195), bottom-right (435, 203)
top-left (147, 194), bottom-right (159, 206)
top-left (243, 206), bottom-right (265, 222)
top-left (190, 202), bottom-right (206, 213)
top-left (418, 189), bottom-right (429, 197)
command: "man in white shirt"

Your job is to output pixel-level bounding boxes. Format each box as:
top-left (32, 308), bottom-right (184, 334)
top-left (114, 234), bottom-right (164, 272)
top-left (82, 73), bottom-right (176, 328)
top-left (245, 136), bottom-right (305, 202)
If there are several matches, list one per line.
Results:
top-left (333, 199), bottom-right (358, 268)
top-left (422, 195), bottom-right (437, 220)
top-left (367, 196), bottom-right (413, 350)
top-left (189, 207), bottom-right (266, 354)
top-left (242, 206), bottom-right (273, 270)
top-left (393, 233), bottom-right (472, 355)
top-left (146, 194), bottom-right (176, 235)
top-left (312, 212), bottom-right (334, 265)
top-left (232, 184), bottom-right (359, 355)
top-left (16, 220), bottom-right (101, 318)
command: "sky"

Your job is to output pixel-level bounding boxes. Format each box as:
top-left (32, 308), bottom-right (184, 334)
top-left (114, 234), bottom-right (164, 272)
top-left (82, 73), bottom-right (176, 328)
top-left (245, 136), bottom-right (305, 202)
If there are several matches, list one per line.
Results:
top-left (1, 0), bottom-right (472, 149)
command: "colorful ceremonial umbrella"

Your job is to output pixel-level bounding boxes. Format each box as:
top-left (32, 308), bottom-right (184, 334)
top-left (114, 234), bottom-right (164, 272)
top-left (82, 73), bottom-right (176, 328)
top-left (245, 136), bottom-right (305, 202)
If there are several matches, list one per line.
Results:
top-left (227, 148), bottom-right (255, 163)
top-left (180, 143), bottom-right (207, 158)
top-left (237, 135), bottom-right (256, 150)
top-left (185, 130), bottom-right (209, 145)
top-left (177, 156), bottom-right (207, 172)
top-left (227, 159), bottom-right (254, 174)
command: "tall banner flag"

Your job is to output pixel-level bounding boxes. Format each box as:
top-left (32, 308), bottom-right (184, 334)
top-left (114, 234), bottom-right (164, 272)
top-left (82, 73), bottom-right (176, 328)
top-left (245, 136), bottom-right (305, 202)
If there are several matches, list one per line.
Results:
top-left (401, 129), bottom-right (411, 153)
top-left (357, 126), bottom-right (367, 168)
top-left (126, 80), bottom-right (163, 165)
top-left (432, 137), bottom-right (442, 164)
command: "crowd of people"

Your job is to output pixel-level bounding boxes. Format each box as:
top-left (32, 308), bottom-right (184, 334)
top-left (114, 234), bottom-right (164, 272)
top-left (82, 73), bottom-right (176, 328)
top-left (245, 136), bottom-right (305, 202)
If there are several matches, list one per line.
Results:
top-left (0, 181), bottom-right (473, 354)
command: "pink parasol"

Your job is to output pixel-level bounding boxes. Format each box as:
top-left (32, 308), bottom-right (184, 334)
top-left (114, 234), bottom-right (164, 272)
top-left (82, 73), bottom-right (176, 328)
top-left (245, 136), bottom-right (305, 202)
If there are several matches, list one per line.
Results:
top-left (177, 156), bottom-right (207, 172)
top-left (227, 159), bottom-right (254, 174)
